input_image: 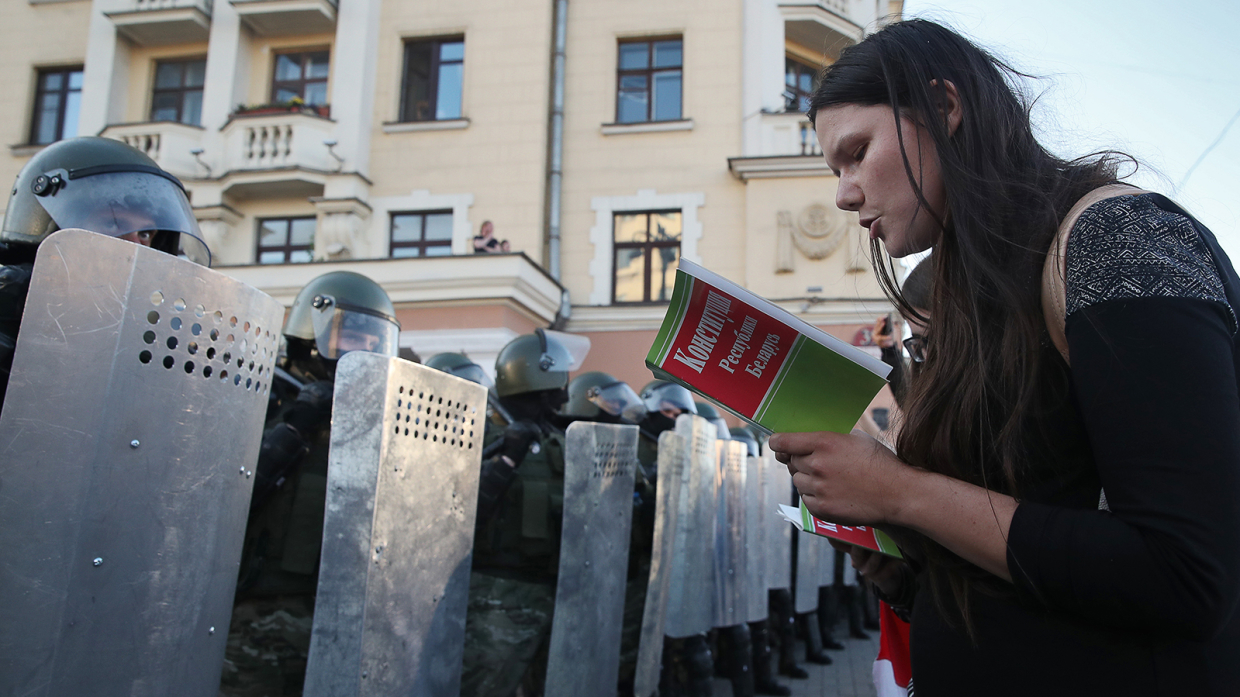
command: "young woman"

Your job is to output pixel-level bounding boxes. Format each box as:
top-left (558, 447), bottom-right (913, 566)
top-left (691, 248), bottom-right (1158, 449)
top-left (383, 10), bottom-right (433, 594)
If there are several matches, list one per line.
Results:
top-left (768, 19), bottom-right (1240, 696)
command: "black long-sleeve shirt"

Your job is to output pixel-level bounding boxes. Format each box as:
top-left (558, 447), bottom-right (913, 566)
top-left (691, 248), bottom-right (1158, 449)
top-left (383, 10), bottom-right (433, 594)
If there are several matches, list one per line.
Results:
top-left (910, 194), bottom-right (1240, 696)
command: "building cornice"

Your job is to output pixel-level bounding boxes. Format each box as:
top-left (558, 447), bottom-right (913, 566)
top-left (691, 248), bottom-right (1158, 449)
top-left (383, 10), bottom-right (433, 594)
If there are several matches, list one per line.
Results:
top-left (728, 155), bottom-right (833, 180)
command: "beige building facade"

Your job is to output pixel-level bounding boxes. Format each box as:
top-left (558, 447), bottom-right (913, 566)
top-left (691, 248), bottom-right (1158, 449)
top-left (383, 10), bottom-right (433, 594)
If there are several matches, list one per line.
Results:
top-left (3, 0), bottom-right (902, 411)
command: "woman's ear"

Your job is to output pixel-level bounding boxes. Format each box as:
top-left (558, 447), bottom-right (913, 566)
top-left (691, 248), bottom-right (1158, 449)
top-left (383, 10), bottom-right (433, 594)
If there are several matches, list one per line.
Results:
top-left (929, 79), bottom-right (963, 137)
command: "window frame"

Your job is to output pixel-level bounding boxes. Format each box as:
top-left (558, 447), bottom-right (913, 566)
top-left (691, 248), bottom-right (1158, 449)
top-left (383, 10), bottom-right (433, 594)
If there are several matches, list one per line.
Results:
top-left (29, 65), bottom-right (84, 146)
top-left (784, 55), bottom-right (819, 113)
top-left (256, 216), bottom-right (316, 265)
top-left (611, 209), bottom-right (683, 304)
top-left (615, 37), bottom-right (684, 124)
top-left (270, 49), bottom-right (331, 106)
top-left (399, 35), bottom-right (465, 123)
top-left (150, 57), bottom-right (207, 126)
top-left (389, 209), bottom-right (455, 258)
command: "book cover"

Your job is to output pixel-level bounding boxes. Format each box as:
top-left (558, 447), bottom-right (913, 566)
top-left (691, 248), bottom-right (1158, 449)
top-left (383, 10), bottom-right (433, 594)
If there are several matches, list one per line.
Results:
top-left (779, 503), bottom-right (904, 558)
top-left (645, 260), bottom-right (891, 437)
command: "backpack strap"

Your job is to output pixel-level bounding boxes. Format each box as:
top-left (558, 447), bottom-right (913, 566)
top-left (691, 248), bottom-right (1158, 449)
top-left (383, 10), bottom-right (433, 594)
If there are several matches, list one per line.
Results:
top-left (1040, 184), bottom-right (1150, 364)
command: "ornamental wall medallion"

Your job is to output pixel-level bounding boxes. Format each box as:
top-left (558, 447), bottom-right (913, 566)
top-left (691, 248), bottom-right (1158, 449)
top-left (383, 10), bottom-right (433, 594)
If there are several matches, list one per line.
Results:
top-left (793, 203), bottom-right (846, 260)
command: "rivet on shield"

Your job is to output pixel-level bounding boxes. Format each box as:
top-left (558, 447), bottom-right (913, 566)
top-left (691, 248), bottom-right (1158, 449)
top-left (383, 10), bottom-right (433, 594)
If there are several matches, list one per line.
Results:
top-left (530, 442), bottom-right (541, 455)
top-left (92, 557), bottom-right (103, 567)
top-left (130, 440), bottom-right (140, 448)
top-left (209, 626), bottom-right (216, 635)
top-left (246, 470), bottom-right (252, 478)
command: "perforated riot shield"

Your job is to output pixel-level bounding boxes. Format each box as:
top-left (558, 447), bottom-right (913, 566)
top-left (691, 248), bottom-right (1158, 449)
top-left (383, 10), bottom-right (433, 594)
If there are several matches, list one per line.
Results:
top-left (794, 523), bottom-right (822, 614)
top-left (303, 352), bottom-right (487, 697)
top-left (544, 422), bottom-right (640, 697)
top-left (743, 455), bottom-right (768, 623)
top-left (0, 229), bottom-right (283, 696)
top-left (763, 455), bottom-right (794, 591)
top-left (634, 429), bottom-right (688, 697)
top-left (712, 440), bottom-right (749, 628)
top-left (665, 414), bottom-right (719, 638)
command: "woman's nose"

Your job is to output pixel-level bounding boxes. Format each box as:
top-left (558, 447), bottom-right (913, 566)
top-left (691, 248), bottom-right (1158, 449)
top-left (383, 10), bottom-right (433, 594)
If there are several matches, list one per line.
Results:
top-left (835, 175), bottom-right (863, 212)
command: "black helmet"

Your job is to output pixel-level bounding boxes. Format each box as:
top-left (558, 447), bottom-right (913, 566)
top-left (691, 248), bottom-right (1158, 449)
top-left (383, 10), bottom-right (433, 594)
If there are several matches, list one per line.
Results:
top-left (494, 329), bottom-right (590, 398)
top-left (639, 380), bottom-right (698, 417)
top-left (729, 427), bottom-right (760, 457)
top-left (425, 352), bottom-right (494, 389)
top-left (563, 371), bottom-right (646, 422)
top-left (284, 271), bottom-right (400, 360)
top-left (2, 137), bottom-right (210, 265)
top-left (694, 401), bottom-right (731, 440)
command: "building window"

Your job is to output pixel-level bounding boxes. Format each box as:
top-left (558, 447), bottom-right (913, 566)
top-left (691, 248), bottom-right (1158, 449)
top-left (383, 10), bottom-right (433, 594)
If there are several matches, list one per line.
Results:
top-left (257, 217), bottom-right (315, 264)
top-left (616, 38), bottom-right (682, 124)
top-left (390, 211), bottom-right (453, 257)
top-left (400, 37), bottom-right (464, 122)
top-left (272, 51), bottom-right (330, 105)
top-left (151, 58), bottom-right (206, 125)
top-left (30, 66), bottom-right (83, 145)
top-left (613, 210), bottom-right (682, 303)
top-left (784, 56), bottom-right (819, 113)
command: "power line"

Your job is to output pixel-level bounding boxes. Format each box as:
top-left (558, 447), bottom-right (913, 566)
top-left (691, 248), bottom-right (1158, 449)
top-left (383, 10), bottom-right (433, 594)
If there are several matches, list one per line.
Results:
top-left (1177, 104), bottom-right (1240, 194)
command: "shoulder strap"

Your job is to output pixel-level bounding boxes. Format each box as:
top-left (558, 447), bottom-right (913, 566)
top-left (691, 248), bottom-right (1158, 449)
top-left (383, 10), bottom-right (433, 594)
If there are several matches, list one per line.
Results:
top-left (1041, 184), bottom-right (1150, 364)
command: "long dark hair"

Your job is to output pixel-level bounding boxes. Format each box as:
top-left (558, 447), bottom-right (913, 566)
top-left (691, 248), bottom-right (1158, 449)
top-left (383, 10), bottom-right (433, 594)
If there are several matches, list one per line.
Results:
top-left (808, 19), bottom-right (1129, 632)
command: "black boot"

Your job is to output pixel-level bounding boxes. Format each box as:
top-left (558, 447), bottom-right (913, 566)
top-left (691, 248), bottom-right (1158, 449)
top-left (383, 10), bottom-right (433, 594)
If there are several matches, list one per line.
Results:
top-left (685, 633), bottom-right (715, 697)
top-left (769, 590), bottom-right (807, 679)
top-left (718, 624), bottom-right (755, 697)
top-left (843, 585), bottom-right (869, 640)
top-left (817, 586), bottom-right (845, 650)
top-left (750, 620), bottom-right (791, 696)
top-left (798, 612), bottom-right (832, 665)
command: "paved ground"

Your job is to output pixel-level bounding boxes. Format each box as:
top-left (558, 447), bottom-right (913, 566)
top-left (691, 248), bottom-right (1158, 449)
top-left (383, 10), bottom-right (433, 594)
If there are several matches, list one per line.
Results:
top-left (712, 631), bottom-right (881, 697)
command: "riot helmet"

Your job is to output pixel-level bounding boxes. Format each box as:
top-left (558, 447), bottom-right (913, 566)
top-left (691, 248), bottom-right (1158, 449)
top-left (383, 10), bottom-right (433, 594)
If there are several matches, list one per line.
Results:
top-left (694, 401), bottom-right (731, 441)
top-left (425, 352), bottom-right (494, 389)
top-left (563, 371), bottom-right (646, 423)
top-left (2, 137), bottom-right (210, 265)
top-left (729, 427), bottom-right (760, 457)
top-left (494, 329), bottom-right (589, 398)
top-left (640, 380), bottom-right (698, 418)
top-left (284, 271), bottom-right (399, 361)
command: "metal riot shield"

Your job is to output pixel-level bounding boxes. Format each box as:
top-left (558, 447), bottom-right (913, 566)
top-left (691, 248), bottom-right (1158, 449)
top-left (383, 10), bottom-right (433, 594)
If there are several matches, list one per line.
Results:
top-left (304, 352), bottom-right (487, 697)
top-left (664, 414), bottom-right (719, 638)
top-left (712, 440), bottom-right (749, 627)
top-left (763, 455), bottom-right (794, 591)
top-left (821, 532), bottom-right (839, 587)
top-left (794, 520), bottom-right (822, 614)
top-left (0, 229), bottom-right (283, 696)
top-left (634, 429), bottom-right (688, 697)
top-left (544, 422), bottom-right (640, 697)
top-left (743, 455), bottom-right (768, 623)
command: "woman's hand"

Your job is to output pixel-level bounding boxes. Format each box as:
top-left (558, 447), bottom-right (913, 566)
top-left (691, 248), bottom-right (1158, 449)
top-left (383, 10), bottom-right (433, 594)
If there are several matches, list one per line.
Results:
top-left (831, 539), bottom-right (908, 599)
top-left (768, 429), bottom-right (914, 526)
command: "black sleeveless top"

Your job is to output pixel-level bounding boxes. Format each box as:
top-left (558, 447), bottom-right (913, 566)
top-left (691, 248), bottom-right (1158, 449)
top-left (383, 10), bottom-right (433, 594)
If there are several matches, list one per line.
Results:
top-left (910, 194), bottom-right (1240, 696)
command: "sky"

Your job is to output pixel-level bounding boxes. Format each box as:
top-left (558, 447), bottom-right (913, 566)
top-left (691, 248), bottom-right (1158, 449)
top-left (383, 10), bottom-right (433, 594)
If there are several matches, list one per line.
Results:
top-left (899, 0), bottom-right (1240, 260)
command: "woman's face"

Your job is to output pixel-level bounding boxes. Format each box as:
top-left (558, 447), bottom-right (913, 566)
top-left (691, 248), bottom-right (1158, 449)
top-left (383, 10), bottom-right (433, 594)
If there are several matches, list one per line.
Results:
top-left (816, 104), bottom-right (946, 258)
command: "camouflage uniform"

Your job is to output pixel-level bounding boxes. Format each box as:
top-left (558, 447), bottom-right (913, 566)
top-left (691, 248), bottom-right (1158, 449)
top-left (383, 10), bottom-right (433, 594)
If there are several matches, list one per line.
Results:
top-left (460, 425), bottom-right (567, 697)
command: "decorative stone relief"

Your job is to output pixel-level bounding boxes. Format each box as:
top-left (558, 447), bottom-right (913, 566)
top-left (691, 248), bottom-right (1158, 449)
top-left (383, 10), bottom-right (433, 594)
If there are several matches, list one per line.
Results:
top-left (311, 198), bottom-right (372, 261)
top-left (776, 211), bottom-right (795, 273)
top-left (774, 203), bottom-right (849, 273)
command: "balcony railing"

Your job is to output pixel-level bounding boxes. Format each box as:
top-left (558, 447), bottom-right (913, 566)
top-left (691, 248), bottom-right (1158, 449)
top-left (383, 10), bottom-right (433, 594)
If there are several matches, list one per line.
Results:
top-left (221, 111), bottom-right (336, 173)
top-left (106, 0), bottom-right (213, 45)
top-left (100, 122), bottom-right (206, 181)
top-left (757, 111), bottom-right (822, 158)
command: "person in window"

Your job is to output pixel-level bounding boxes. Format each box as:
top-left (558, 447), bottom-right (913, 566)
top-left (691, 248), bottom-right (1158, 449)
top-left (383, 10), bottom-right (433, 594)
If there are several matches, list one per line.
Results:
top-left (768, 19), bottom-right (1240, 696)
top-left (473, 220), bottom-right (503, 254)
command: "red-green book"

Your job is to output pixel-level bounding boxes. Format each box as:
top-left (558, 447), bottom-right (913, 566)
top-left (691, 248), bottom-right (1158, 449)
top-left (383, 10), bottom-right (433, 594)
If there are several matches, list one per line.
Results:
top-left (780, 503), bottom-right (903, 558)
top-left (645, 260), bottom-right (891, 436)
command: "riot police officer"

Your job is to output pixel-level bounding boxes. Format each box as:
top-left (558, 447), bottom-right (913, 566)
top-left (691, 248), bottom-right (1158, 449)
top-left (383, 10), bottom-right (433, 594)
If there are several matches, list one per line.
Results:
top-left (0, 136), bottom-right (210, 407)
top-left (221, 270), bottom-right (400, 696)
top-left (460, 329), bottom-right (586, 697)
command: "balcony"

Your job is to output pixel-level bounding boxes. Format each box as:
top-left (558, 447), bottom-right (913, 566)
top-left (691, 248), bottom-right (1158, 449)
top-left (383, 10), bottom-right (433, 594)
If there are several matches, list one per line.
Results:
top-left (728, 111), bottom-right (829, 180)
top-left (779, 1), bottom-right (866, 60)
top-left (230, 0), bottom-right (337, 37)
top-left (218, 110), bottom-right (337, 199)
top-left (99, 121), bottom-right (206, 181)
top-left (106, 0), bottom-right (213, 46)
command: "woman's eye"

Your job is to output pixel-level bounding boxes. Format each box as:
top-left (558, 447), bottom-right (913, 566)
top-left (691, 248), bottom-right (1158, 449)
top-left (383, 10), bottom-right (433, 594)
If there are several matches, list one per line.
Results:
top-left (854, 145), bottom-right (867, 162)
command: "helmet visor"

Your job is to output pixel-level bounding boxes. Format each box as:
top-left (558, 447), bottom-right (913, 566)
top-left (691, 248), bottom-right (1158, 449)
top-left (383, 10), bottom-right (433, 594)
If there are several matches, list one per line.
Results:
top-left (643, 383), bottom-right (698, 416)
top-left (37, 170), bottom-right (210, 266)
top-left (541, 329), bottom-right (590, 371)
top-left (711, 418), bottom-right (731, 440)
top-left (310, 296), bottom-right (400, 360)
top-left (588, 381), bottom-right (647, 423)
